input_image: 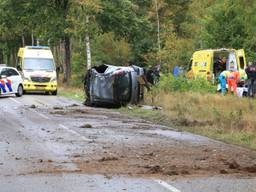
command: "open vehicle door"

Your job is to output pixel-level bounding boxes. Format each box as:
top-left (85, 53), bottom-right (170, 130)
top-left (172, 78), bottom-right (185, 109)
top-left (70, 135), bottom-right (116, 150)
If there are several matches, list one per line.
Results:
top-left (237, 49), bottom-right (246, 70)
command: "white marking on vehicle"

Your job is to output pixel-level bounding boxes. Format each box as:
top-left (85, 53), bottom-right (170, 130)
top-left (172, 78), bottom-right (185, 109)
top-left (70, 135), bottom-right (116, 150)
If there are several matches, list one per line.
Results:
top-left (155, 180), bottom-right (181, 192)
top-left (59, 124), bottom-right (88, 141)
top-left (9, 98), bottom-right (22, 105)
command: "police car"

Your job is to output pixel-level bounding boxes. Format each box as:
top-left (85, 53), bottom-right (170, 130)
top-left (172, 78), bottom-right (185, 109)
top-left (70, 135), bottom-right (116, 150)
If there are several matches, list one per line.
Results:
top-left (0, 65), bottom-right (23, 97)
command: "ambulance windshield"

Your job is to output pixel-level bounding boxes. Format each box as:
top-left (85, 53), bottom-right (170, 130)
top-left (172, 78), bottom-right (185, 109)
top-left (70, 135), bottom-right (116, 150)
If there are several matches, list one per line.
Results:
top-left (24, 58), bottom-right (55, 71)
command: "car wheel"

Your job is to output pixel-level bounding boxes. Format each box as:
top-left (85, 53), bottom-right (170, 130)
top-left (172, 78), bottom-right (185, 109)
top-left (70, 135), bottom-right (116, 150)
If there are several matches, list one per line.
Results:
top-left (52, 90), bottom-right (58, 96)
top-left (15, 84), bottom-right (23, 97)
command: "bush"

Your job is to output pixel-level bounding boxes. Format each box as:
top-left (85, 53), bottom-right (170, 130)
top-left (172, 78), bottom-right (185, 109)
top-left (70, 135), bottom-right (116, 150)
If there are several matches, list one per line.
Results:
top-left (157, 74), bottom-right (216, 94)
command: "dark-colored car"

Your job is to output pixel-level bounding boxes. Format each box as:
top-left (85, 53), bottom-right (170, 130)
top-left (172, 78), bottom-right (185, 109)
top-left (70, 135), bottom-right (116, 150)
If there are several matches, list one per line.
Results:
top-left (84, 64), bottom-right (145, 107)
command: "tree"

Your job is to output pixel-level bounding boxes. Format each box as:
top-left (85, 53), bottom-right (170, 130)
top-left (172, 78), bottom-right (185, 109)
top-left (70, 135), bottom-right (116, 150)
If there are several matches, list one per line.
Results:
top-left (201, 0), bottom-right (246, 49)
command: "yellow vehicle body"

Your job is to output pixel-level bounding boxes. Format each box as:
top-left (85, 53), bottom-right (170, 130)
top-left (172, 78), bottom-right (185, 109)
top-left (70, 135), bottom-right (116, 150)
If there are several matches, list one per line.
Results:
top-left (188, 48), bottom-right (246, 82)
top-left (17, 46), bottom-right (57, 94)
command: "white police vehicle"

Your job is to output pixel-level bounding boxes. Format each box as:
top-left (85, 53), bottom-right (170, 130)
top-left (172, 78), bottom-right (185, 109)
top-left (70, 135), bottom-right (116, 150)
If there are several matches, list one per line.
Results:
top-left (0, 65), bottom-right (23, 97)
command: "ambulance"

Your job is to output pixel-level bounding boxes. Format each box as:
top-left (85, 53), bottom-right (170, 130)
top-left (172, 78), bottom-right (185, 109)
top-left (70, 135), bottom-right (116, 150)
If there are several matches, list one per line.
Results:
top-left (188, 48), bottom-right (246, 83)
top-left (17, 46), bottom-right (57, 95)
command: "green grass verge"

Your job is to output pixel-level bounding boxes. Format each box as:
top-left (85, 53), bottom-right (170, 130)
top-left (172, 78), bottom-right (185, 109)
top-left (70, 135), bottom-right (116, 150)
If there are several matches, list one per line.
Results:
top-left (58, 87), bottom-right (85, 102)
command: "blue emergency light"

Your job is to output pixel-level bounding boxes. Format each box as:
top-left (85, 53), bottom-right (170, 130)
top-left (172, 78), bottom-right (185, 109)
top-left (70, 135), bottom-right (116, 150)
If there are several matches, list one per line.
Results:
top-left (25, 46), bottom-right (50, 50)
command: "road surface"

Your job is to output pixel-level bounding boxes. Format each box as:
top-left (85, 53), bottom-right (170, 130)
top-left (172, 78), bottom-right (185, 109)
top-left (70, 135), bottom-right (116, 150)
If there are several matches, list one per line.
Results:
top-left (0, 94), bottom-right (255, 192)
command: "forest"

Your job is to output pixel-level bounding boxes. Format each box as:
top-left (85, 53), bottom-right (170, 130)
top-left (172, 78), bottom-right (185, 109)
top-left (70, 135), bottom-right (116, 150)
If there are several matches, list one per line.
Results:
top-left (1, 0), bottom-right (256, 83)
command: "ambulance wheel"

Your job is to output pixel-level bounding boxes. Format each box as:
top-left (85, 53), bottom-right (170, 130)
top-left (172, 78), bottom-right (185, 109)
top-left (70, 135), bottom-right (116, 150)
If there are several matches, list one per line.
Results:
top-left (52, 90), bottom-right (58, 96)
top-left (15, 85), bottom-right (23, 97)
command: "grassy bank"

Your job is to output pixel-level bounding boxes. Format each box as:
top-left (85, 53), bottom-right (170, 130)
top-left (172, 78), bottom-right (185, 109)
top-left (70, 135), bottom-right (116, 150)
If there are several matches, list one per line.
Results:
top-left (120, 91), bottom-right (256, 150)
top-left (58, 86), bottom-right (84, 102)
top-left (59, 74), bottom-right (256, 150)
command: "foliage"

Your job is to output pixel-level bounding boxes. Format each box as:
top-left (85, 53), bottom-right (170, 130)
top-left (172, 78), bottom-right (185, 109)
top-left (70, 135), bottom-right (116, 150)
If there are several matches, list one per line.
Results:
top-left (1, 0), bottom-right (256, 78)
top-left (91, 32), bottom-right (131, 66)
top-left (157, 74), bottom-right (216, 93)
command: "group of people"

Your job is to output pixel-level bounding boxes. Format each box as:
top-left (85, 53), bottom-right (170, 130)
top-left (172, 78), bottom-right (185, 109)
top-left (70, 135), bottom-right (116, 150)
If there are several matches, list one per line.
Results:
top-left (218, 63), bottom-right (256, 96)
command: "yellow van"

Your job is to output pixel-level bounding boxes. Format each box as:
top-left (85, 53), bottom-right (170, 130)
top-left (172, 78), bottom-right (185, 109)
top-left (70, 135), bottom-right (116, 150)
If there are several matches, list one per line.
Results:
top-left (17, 46), bottom-right (58, 95)
top-left (188, 48), bottom-right (246, 82)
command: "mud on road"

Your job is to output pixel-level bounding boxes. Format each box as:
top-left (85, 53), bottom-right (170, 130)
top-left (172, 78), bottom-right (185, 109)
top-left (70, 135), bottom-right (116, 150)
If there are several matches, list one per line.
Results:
top-left (33, 104), bottom-right (256, 179)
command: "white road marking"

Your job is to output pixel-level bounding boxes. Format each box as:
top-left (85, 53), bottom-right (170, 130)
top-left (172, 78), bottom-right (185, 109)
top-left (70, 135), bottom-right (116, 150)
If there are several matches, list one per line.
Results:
top-left (10, 97), bottom-right (88, 142)
top-left (155, 180), bottom-right (181, 192)
top-left (10, 97), bottom-right (50, 120)
top-left (59, 124), bottom-right (88, 141)
top-left (9, 98), bottom-right (22, 105)
top-left (37, 112), bottom-right (50, 120)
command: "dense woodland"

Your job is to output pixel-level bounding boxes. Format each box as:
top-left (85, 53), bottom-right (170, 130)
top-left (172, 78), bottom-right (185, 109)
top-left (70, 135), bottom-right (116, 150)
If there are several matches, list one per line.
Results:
top-left (1, 0), bottom-right (256, 83)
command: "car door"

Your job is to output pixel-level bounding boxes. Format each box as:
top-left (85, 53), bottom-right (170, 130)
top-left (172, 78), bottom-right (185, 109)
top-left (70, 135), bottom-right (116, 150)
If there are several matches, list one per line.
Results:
top-left (0, 68), bottom-right (9, 94)
top-left (6, 68), bottom-right (20, 93)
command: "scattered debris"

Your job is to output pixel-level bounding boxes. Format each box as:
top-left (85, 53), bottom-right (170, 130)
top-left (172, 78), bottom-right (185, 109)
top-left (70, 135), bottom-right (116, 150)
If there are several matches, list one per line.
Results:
top-left (29, 104), bottom-right (36, 109)
top-left (98, 156), bottom-right (119, 162)
top-left (244, 164), bottom-right (256, 173)
top-left (73, 154), bottom-right (82, 158)
top-left (80, 124), bottom-right (92, 128)
top-left (53, 106), bottom-right (64, 110)
top-left (180, 170), bottom-right (190, 175)
top-left (165, 170), bottom-right (179, 176)
top-left (220, 169), bottom-right (229, 174)
top-left (227, 159), bottom-right (240, 169)
top-left (50, 110), bottom-right (66, 115)
top-left (147, 165), bottom-right (162, 174)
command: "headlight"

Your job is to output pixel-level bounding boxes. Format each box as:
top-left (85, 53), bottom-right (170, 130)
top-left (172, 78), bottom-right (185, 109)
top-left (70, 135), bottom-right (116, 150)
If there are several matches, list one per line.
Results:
top-left (51, 77), bottom-right (57, 82)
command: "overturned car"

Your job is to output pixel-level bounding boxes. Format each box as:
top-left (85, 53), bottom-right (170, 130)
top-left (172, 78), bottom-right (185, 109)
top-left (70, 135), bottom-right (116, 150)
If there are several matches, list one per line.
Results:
top-left (84, 64), bottom-right (147, 107)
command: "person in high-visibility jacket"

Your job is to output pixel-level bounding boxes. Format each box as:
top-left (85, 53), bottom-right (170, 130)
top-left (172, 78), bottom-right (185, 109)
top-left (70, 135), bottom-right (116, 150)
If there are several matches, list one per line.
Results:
top-left (218, 70), bottom-right (230, 95)
top-left (227, 71), bottom-right (240, 94)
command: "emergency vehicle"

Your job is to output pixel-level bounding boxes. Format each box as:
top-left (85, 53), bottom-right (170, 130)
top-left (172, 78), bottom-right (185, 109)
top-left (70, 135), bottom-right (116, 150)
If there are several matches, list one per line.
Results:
top-left (17, 46), bottom-right (57, 95)
top-left (0, 65), bottom-right (23, 97)
top-left (188, 48), bottom-right (246, 83)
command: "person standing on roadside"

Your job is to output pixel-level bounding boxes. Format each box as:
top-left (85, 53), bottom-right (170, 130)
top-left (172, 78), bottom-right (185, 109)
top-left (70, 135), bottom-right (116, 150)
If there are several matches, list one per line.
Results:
top-left (218, 70), bottom-right (230, 95)
top-left (227, 70), bottom-right (240, 95)
top-left (245, 63), bottom-right (256, 97)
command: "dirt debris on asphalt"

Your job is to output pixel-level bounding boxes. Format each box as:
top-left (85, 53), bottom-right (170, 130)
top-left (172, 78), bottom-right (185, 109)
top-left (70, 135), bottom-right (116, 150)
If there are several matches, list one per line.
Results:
top-left (27, 104), bottom-right (256, 179)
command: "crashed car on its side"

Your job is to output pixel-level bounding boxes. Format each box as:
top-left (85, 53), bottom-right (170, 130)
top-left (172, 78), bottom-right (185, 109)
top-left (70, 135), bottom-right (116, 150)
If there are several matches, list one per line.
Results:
top-left (84, 64), bottom-right (146, 107)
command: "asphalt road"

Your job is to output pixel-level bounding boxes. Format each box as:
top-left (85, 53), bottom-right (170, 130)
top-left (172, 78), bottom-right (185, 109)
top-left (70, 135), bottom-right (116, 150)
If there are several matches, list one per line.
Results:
top-left (0, 94), bottom-right (255, 192)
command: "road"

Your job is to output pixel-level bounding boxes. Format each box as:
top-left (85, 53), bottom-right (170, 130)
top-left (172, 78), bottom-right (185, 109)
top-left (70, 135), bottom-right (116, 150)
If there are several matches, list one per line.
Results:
top-left (0, 94), bottom-right (256, 192)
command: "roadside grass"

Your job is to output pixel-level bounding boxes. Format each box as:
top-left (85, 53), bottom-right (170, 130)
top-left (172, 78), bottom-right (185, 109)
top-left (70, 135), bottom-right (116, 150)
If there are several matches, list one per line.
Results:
top-left (58, 86), bottom-right (85, 102)
top-left (58, 74), bottom-right (256, 150)
top-left (119, 91), bottom-right (256, 150)
top-left (57, 74), bottom-right (85, 102)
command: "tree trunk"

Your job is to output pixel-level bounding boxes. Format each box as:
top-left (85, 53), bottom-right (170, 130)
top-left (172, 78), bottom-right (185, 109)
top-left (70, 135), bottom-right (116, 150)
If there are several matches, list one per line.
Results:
top-left (22, 36), bottom-right (25, 47)
top-left (31, 31), bottom-right (34, 46)
top-left (63, 36), bottom-right (71, 84)
top-left (8, 48), bottom-right (16, 67)
top-left (86, 16), bottom-right (92, 70)
top-left (0, 49), bottom-right (4, 64)
top-left (154, 0), bottom-right (161, 65)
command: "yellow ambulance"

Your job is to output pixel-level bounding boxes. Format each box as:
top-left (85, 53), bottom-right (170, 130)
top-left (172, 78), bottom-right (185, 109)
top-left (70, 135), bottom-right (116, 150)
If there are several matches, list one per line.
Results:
top-left (188, 48), bottom-right (246, 82)
top-left (17, 46), bottom-right (58, 95)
